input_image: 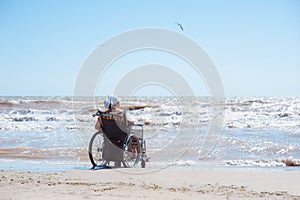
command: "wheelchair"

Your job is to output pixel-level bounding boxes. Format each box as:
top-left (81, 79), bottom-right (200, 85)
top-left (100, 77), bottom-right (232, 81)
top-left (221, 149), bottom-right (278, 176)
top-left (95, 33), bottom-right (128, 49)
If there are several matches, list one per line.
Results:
top-left (88, 110), bottom-right (147, 168)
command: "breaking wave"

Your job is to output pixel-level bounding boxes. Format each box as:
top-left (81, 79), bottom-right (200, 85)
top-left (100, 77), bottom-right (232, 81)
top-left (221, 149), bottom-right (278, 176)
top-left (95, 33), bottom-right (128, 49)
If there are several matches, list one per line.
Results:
top-left (0, 96), bottom-right (300, 168)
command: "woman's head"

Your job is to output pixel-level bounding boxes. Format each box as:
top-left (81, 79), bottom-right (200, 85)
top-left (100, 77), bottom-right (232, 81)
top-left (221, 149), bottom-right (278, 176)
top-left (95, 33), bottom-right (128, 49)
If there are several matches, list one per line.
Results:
top-left (103, 95), bottom-right (120, 109)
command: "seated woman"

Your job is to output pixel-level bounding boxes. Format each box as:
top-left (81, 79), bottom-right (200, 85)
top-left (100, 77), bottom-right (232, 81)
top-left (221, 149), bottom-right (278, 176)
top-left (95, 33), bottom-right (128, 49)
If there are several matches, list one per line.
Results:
top-left (95, 95), bottom-right (137, 160)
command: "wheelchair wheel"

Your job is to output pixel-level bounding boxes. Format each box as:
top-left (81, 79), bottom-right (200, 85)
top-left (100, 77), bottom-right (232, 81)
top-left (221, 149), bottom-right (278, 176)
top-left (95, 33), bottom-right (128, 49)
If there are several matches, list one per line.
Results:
top-left (122, 134), bottom-right (141, 168)
top-left (141, 158), bottom-right (146, 168)
top-left (88, 132), bottom-right (107, 168)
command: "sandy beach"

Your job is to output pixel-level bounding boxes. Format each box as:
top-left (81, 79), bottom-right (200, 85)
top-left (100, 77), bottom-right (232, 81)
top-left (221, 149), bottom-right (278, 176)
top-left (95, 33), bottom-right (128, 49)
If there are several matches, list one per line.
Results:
top-left (1, 167), bottom-right (300, 200)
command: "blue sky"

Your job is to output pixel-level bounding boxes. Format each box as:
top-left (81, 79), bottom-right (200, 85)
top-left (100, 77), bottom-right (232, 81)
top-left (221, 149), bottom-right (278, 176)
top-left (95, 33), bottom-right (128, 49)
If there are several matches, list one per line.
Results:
top-left (0, 0), bottom-right (299, 96)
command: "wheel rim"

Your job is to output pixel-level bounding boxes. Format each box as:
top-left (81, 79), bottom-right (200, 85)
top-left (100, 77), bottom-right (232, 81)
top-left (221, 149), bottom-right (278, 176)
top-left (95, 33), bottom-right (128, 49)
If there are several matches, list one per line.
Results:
top-left (123, 136), bottom-right (141, 168)
top-left (89, 132), bottom-right (107, 167)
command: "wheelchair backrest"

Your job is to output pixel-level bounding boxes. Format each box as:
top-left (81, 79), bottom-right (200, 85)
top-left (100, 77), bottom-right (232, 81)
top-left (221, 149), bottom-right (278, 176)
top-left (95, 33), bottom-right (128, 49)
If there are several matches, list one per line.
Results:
top-left (101, 112), bottom-right (128, 141)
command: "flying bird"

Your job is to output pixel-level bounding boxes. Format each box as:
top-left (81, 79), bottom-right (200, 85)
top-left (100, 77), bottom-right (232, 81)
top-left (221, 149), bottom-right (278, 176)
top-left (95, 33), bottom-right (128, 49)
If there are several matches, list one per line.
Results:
top-left (175, 22), bottom-right (184, 31)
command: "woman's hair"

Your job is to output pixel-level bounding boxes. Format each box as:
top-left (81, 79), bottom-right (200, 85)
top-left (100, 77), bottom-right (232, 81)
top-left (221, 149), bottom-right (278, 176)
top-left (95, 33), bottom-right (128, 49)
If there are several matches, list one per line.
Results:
top-left (104, 95), bottom-right (120, 109)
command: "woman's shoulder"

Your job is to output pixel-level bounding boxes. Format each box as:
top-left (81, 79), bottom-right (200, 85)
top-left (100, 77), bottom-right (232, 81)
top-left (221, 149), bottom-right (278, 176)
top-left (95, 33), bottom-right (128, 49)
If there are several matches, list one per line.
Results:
top-left (112, 108), bottom-right (125, 114)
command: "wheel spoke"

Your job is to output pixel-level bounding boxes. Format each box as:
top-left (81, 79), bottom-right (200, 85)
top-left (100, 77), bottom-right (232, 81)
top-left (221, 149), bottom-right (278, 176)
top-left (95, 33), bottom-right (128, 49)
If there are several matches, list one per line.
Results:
top-left (123, 135), bottom-right (141, 168)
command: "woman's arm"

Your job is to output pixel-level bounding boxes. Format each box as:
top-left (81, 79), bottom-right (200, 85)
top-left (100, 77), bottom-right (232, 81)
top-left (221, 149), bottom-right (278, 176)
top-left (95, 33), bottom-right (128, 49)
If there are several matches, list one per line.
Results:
top-left (95, 117), bottom-right (103, 131)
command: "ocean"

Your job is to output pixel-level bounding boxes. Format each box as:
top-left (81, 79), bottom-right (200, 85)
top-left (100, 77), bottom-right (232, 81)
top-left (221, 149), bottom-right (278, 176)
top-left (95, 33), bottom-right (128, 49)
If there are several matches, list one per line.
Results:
top-left (0, 96), bottom-right (299, 171)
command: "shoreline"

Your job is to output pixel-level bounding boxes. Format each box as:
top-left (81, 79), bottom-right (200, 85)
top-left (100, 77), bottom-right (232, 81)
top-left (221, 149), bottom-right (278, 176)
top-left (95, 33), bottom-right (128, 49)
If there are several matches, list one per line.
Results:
top-left (1, 156), bottom-right (300, 173)
top-left (1, 168), bottom-right (300, 199)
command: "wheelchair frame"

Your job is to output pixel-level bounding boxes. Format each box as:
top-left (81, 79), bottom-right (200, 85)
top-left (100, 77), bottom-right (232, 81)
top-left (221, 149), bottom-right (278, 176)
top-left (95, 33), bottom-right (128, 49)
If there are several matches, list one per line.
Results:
top-left (88, 110), bottom-right (147, 168)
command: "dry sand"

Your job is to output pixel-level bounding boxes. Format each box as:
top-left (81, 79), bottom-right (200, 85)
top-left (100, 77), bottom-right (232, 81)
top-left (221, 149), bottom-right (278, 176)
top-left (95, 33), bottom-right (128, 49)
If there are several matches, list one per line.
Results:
top-left (1, 167), bottom-right (300, 200)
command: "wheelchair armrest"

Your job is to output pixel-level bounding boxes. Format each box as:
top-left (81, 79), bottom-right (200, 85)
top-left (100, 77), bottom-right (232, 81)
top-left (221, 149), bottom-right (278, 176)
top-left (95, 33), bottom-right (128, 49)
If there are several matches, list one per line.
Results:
top-left (128, 124), bottom-right (144, 138)
top-left (132, 124), bottom-right (144, 127)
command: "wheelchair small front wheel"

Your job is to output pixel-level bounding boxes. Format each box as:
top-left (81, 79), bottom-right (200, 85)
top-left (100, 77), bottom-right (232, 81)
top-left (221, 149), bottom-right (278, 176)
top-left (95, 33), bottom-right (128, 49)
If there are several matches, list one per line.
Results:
top-left (88, 132), bottom-right (107, 168)
top-left (141, 157), bottom-right (146, 168)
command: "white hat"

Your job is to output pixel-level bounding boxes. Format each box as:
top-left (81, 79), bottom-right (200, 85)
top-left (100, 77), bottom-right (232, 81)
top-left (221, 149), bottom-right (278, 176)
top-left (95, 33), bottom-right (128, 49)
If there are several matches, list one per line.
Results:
top-left (103, 95), bottom-right (120, 109)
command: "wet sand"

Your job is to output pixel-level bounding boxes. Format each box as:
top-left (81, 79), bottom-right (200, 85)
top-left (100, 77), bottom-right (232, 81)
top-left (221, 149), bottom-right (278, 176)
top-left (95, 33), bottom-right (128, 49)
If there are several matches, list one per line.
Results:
top-left (1, 168), bottom-right (300, 200)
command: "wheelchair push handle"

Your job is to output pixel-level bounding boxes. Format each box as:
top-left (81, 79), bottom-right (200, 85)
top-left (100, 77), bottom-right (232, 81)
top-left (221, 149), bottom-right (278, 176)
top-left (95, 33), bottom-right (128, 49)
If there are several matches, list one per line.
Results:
top-left (92, 110), bottom-right (102, 117)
